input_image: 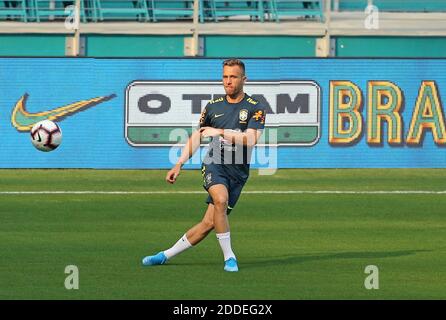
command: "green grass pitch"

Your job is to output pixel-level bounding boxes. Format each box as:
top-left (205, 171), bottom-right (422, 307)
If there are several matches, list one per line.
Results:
top-left (0, 169), bottom-right (445, 299)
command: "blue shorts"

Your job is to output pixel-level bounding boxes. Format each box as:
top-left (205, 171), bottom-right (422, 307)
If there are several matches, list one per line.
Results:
top-left (201, 164), bottom-right (246, 214)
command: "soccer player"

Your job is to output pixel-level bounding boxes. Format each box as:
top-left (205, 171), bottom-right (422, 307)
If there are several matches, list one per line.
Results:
top-left (142, 59), bottom-right (266, 272)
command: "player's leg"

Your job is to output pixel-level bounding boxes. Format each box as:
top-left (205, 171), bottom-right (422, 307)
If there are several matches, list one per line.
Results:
top-left (185, 203), bottom-right (215, 245)
top-left (142, 205), bottom-right (214, 266)
top-left (208, 184), bottom-right (229, 234)
top-left (207, 184), bottom-right (238, 272)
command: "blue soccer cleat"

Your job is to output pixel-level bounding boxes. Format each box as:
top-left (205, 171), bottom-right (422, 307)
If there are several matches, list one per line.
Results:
top-left (142, 251), bottom-right (167, 266)
top-left (224, 257), bottom-right (239, 272)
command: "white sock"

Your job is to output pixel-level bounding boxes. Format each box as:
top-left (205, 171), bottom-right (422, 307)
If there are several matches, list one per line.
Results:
top-left (216, 232), bottom-right (236, 261)
top-left (164, 234), bottom-right (192, 259)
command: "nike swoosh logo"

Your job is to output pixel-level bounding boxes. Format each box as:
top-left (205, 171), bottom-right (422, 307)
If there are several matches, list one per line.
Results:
top-left (11, 93), bottom-right (116, 132)
top-left (214, 114), bottom-right (224, 118)
top-left (37, 131), bottom-right (42, 142)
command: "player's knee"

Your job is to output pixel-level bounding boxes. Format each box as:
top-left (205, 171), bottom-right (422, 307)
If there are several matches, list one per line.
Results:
top-left (213, 196), bottom-right (228, 209)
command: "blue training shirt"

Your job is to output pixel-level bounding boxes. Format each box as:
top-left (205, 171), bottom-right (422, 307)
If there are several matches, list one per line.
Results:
top-left (199, 93), bottom-right (266, 183)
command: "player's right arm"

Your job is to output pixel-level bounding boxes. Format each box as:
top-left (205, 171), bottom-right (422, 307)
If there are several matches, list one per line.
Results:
top-left (166, 129), bottom-right (202, 184)
top-left (166, 106), bottom-right (210, 184)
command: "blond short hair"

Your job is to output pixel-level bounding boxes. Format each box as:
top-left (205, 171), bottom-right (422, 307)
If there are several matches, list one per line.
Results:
top-left (223, 59), bottom-right (245, 75)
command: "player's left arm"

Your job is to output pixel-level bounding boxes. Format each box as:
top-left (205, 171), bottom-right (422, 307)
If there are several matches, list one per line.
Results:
top-left (200, 128), bottom-right (262, 147)
top-left (200, 108), bottom-right (266, 147)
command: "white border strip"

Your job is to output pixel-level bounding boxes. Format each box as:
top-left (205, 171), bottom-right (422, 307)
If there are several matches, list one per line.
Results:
top-left (0, 190), bottom-right (445, 195)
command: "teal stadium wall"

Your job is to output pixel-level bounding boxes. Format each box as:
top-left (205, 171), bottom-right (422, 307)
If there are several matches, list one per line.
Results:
top-left (0, 35), bottom-right (66, 56)
top-left (337, 0), bottom-right (446, 12)
top-left (85, 35), bottom-right (186, 57)
top-left (1, 0), bottom-right (446, 57)
top-left (1, 34), bottom-right (446, 57)
top-left (203, 36), bottom-right (316, 57)
top-left (336, 37), bottom-right (446, 57)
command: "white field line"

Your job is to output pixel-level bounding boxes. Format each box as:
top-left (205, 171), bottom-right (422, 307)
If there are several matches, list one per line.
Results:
top-left (0, 190), bottom-right (445, 195)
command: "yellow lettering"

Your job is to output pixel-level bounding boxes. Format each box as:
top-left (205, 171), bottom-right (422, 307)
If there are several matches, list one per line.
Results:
top-left (407, 81), bottom-right (446, 145)
top-left (329, 81), bottom-right (363, 144)
top-left (367, 81), bottom-right (403, 145)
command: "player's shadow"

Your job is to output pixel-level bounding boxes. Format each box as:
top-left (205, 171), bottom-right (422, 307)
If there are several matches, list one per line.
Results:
top-left (241, 249), bottom-right (431, 269)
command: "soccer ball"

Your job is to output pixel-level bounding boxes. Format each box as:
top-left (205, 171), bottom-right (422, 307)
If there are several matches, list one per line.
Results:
top-left (30, 120), bottom-right (62, 152)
